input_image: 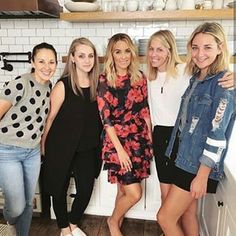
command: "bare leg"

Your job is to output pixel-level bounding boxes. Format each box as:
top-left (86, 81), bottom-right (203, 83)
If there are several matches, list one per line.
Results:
top-left (159, 183), bottom-right (171, 204)
top-left (157, 184), bottom-right (196, 236)
top-left (115, 184), bottom-right (125, 227)
top-left (107, 183), bottom-right (142, 236)
top-left (182, 200), bottom-right (199, 236)
top-left (157, 183), bottom-right (172, 235)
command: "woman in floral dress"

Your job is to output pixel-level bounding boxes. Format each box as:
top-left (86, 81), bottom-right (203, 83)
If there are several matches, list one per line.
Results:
top-left (97, 33), bottom-right (153, 236)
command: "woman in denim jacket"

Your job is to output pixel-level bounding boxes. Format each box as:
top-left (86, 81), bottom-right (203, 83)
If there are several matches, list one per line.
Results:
top-left (157, 22), bottom-right (236, 236)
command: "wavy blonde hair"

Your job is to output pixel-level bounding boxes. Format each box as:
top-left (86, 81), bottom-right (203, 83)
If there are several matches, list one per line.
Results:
top-left (185, 22), bottom-right (230, 76)
top-left (104, 33), bottom-right (142, 88)
top-left (146, 30), bottom-right (183, 81)
top-left (61, 37), bottom-right (99, 101)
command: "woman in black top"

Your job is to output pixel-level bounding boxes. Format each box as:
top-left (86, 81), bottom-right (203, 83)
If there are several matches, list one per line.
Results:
top-left (41, 38), bottom-right (102, 236)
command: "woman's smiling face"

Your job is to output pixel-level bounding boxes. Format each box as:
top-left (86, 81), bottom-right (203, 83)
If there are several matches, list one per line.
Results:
top-left (32, 48), bottom-right (57, 84)
top-left (148, 37), bottom-right (169, 72)
top-left (112, 40), bottom-right (132, 75)
top-left (191, 32), bottom-right (222, 75)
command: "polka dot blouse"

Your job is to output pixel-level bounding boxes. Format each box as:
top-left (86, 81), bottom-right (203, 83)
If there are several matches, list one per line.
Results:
top-left (0, 73), bottom-right (52, 148)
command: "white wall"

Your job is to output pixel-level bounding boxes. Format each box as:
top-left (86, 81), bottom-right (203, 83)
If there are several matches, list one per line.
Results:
top-left (0, 8), bottom-right (234, 86)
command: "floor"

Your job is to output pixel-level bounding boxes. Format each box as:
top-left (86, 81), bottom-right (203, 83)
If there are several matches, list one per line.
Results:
top-left (0, 214), bottom-right (163, 236)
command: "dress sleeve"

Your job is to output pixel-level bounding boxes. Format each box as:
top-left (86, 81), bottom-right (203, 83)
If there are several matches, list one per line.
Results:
top-left (139, 74), bottom-right (151, 119)
top-left (0, 76), bottom-right (25, 106)
top-left (199, 87), bottom-right (236, 168)
top-left (147, 79), bottom-right (154, 125)
top-left (97, 75), bottom-right (115, 127)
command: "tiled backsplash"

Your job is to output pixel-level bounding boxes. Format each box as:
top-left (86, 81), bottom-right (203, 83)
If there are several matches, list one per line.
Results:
top-left (0, 13), bottom-right (234, 87)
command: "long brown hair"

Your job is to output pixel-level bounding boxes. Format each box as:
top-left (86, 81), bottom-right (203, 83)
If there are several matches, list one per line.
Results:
top-left (104, 33), bottom-right (142, 88)
top-left (61, 37), bottom-right (99, 101)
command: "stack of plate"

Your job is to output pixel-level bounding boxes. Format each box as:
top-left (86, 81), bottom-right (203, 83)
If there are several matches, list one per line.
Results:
top-left (176, 38), bottom-right (187, 55)
top-left (71, 0), bottom-right (96, 2)
top-left (227, 1), bottom-right (236, 8)
top-left (64, 0), bottom-right (100, 12)
top-left (138, 38), bottom-right (149, 56)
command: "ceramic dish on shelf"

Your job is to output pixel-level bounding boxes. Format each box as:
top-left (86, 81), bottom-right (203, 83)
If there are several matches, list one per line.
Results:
top-left (64, 1), bottom-right (100, 12)
top-left (71, 0), bottom-right (96, 2)
top-left (227, 1), bottom-right (236, 8)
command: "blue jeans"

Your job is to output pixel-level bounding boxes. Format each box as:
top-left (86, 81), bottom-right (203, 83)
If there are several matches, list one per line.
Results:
top-left (0, 143), bottom-right (41, 236)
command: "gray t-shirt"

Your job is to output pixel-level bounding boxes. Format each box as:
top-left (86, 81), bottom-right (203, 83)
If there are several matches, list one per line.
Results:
top-left (0, 73), bottom-right (52, 148)
top-left (179, 78), bottom-right (200, 132)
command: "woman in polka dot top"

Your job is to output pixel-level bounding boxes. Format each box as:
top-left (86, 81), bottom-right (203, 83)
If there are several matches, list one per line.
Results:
top-left (0, 42), bottom-right (57, 236)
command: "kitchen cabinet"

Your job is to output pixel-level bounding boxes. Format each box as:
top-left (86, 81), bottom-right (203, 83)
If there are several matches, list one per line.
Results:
top-left (199, 166), bottom-right (236, 236)
top-left (0, 188), bottom-right (4, 210)
top-left (60, 8), bottom-right (234, 22)
top-left (223, 207), bottom-right (236, 236)
top-left (50, 160), bottom-right (161, 220)
top-left (199, 182), bottom-right (224, 236)
top-left (33, 182), bottom-right (42, 213)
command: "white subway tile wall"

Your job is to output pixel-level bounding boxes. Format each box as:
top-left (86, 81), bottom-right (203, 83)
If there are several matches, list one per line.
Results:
top-left (0, 10), bottom-right (234, 88)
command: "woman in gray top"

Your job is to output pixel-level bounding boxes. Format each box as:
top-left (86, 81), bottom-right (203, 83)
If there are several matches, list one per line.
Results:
top-left (0, 42), bottom-right (57, 236)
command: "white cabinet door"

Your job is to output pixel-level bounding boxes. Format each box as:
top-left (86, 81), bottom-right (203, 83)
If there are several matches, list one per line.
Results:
top-left (98, 170), bottom-right (117, 213)
top-left (200, 184), bottom-right (224, 236)
top-left (84, 178), bottom-right (100, 214)
top-left (222, 206), bottom-right (236, 236)
top-left (145, 160), bottom-right (161, 220)
top-left (98, 170), bottom-right (146, 219)
top-left (220, 166), bottom-right (236, 236)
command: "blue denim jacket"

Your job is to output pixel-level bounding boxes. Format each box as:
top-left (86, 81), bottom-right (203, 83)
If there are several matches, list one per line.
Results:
top-left (166, 71), bottom-right (236, 181)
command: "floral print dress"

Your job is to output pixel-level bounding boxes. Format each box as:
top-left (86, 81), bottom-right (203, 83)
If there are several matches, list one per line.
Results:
top-left (97, 73), bottom-right (153, 185)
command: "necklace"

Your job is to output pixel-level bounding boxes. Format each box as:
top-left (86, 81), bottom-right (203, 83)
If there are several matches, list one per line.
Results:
top-left (161, 86), bottom-right (164, 93)
top-left (161, 77), bottom-right (167, 94)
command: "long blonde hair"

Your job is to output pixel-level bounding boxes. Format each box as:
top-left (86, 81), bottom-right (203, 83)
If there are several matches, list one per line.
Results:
top-left (61, 37), bottom-right (99, 101)
top-left (146, 30), bottom-right (183, 81)
top-left (185, 22), bottom-right (230, 76)
top-left (104, 33), bottom-right (142, 88)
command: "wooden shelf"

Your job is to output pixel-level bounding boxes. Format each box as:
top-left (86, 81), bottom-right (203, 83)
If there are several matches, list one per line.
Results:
top-left (62, 55), bottom-right (236, 64)
top-left (60, 8), bottom-right (234, 22)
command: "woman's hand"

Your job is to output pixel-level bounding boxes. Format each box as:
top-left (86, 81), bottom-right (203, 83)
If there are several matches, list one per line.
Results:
top-left (190, 164), bottom-right (211, 199)
top-left (218, 71), bottom-right (235, 89)
top-left (40, 139), bottom-right (45, 156)
top-left (117, 148), bottom-right (132, 172)
top-left (148, 130), bottom-right (153, 143)
top-left (190, 175), bottom-right (208, 199)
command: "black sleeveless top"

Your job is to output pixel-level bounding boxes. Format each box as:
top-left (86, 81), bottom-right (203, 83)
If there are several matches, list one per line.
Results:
top-left (77, 87), bottom-right (100, 150)
top-left (43, 77), bottom-right (102, 197)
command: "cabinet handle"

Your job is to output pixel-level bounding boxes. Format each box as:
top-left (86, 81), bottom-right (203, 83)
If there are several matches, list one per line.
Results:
top-left (217, 201), bottom-right (224, 207)
top-left (69, 193), bottom-right (76, 198)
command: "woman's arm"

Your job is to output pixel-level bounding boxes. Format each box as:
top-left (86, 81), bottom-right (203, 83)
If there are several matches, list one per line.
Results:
top-left (144, 116), bottom-right (152, 142)
top-left (140, 75), bottom-right (152, 141)
top-left (97, 76), bottom-right (132, 171)
top-left (41, 81), bottom-right (65, 155)
top-left (0, 100), bottom-right (12, 121)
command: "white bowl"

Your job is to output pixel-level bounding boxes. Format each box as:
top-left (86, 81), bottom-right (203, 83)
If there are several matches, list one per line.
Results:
top-left (64, 1), bottom-right (100, 12)
top-left (126, 0), bottom-right (139, 11)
